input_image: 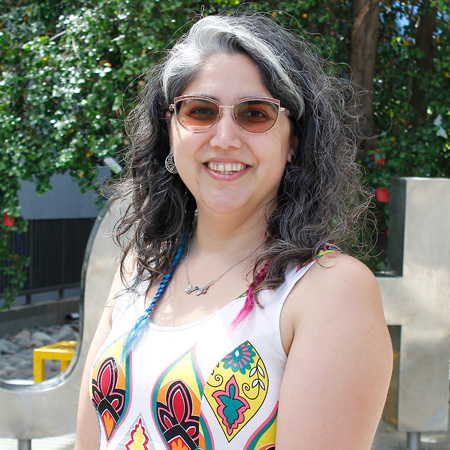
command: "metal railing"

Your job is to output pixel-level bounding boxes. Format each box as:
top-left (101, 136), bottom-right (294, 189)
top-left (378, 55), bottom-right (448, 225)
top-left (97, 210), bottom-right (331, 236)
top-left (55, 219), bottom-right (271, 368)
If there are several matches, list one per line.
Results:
top-left (0, 218), bottom-right (95, 304)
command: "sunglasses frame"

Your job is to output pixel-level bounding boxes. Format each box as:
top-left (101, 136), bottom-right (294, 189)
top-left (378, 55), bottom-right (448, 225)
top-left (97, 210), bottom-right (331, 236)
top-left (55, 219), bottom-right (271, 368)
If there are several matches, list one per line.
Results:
top-left (169, 95), bottom-right (289, 134)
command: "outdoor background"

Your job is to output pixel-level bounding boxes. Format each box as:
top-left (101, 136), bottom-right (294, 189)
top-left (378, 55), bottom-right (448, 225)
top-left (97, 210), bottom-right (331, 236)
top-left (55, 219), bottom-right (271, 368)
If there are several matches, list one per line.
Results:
top-left (1, 0), bottom-right (449, 308)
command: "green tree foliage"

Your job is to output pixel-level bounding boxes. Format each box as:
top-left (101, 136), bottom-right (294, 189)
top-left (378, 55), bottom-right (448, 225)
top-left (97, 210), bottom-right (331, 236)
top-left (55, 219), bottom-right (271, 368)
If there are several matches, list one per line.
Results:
top-left (0, 0), bottom-right (238, 307)
top-left (370, 2), bottom-right (450, 214)
top-left (1, 0), bottom-right (449, 306)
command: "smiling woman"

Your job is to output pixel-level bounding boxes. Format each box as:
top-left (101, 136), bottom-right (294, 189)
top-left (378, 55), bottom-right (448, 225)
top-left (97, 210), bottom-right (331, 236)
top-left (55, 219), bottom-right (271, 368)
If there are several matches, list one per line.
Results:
top-left (168, 52), bottom-right (294, 219)
top-left (75, 13), bottom-right (393, 450)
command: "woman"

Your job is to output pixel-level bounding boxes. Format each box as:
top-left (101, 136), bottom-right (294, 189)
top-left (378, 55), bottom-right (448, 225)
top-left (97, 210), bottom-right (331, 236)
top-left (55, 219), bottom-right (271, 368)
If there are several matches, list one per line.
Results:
top-left (75, 14), bottom-right (392, 450)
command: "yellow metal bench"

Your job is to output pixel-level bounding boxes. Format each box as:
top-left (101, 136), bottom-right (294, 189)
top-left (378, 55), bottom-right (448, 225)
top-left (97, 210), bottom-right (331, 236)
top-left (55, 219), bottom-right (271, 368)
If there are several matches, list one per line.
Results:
top-left (33, 340), bottom-right (77, 383)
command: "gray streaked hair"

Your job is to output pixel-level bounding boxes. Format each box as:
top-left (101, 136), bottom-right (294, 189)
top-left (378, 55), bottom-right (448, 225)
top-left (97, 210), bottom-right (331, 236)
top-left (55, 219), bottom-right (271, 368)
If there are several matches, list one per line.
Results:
top-left (161, 15), bottom-right (305, 121)
top-left (112, 13), bottom-right (372, 294)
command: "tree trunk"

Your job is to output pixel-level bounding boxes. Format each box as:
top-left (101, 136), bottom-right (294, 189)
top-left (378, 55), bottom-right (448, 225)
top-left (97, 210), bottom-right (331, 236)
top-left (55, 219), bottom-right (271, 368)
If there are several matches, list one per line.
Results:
top-left (349, 0), bottom-right (380, 156)
top-left (411, 1), bottom-right (437, 121)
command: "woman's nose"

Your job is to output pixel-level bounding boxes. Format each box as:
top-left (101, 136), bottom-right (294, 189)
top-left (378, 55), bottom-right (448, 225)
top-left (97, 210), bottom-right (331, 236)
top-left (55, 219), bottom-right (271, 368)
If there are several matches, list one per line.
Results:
top-left (209, 107), bottom-right (243, 150)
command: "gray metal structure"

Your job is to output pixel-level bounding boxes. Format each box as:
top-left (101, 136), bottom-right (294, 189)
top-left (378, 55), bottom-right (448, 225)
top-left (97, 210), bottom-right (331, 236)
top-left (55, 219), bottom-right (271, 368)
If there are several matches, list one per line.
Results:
top-left (0, 203), bottom-right (119, 446)
top-left (0, 177), bottom-right (449, 450)
top-left (379, 177), bottom-right (450, 448)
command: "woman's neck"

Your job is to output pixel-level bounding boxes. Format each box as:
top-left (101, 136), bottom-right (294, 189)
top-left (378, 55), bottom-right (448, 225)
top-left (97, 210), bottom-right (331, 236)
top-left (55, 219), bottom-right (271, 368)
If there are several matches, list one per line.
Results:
top-left (190, 208), bottom-right (268, 259)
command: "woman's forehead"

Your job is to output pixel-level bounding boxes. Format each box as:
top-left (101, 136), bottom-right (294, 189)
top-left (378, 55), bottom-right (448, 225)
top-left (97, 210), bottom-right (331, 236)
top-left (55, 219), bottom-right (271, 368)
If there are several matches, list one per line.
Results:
top-left (180, 52), bottom-right (272, 102)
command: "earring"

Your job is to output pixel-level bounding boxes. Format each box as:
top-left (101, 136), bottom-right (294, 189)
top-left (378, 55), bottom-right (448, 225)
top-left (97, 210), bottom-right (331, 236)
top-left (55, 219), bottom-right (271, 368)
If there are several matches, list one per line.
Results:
top-left (165, 153), bottom-right (178, 174)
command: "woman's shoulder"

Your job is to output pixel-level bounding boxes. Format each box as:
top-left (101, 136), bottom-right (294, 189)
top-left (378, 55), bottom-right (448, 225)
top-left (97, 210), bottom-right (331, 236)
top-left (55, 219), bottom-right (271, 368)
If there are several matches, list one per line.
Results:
top-left (293, 251), bottom-right (380, 311)
top-left (281, 251), bottom-right (385, 348)
top-left (284, 246), bottom-right (373, 288)
top-left (305, 251), bottom-right (378, 293)
top-left (277, 252), bottom-right (392, 449)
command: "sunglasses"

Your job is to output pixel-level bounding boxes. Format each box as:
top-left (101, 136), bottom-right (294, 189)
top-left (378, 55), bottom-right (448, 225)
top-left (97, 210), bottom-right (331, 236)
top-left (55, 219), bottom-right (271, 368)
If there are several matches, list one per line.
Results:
top-left (169, 95), bottom-right (289, 134)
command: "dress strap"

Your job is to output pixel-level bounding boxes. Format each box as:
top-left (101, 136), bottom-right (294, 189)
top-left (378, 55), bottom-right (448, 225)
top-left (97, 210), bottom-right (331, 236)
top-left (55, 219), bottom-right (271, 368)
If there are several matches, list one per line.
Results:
top-left (237, 244), bottom-right (344, 299)
top-left (297, 243), bottom-right (344, 271)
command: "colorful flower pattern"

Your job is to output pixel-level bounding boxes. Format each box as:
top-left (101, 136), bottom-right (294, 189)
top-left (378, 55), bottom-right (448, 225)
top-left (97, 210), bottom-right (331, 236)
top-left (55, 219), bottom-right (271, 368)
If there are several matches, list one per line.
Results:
top-left (91, 339), bottom-right (273, 449)
top-left (152, 348), bottom-right (205, 450)
top-left (125, 417), bottom-right (150, 450)
top-left (90, 337), bottom-right (129, 440)
top-left (156, 380), bottom-right (200, 449)
top-left (222, 342), bottom-right (256, 374)
top-left (212, 376), bottom-right (250, 435)
top-left (204, 341), bottom-right (268, 441)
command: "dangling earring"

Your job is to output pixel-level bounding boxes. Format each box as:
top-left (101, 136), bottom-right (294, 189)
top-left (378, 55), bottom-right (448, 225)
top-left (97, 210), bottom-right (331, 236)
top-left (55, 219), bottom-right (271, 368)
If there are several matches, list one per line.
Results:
top-left (165, 153), bottom-right (178, 174)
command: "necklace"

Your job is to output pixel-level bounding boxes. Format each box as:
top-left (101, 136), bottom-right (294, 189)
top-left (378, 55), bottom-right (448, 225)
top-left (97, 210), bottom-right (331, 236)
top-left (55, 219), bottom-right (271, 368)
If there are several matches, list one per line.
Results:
top-left (185, 243), bottom-right (261, 296)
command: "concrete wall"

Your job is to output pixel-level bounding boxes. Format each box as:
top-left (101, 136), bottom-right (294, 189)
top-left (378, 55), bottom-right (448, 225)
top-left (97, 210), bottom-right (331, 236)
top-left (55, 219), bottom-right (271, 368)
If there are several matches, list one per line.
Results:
top-left (18, 169), bottom-right (109, 220)
top-left (0, 298), bottom-right (80, 336)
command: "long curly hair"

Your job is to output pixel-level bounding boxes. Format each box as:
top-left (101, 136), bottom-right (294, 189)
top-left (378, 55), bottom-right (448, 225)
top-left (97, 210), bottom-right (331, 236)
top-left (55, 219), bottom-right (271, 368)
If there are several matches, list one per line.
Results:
top-left (112, 13), bottom-right (371, 299)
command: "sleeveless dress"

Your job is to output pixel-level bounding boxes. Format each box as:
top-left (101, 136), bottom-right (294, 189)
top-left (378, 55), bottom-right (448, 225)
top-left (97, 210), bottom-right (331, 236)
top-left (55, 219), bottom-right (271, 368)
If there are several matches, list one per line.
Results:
top-left (89, 252), bottom-right (334, 450)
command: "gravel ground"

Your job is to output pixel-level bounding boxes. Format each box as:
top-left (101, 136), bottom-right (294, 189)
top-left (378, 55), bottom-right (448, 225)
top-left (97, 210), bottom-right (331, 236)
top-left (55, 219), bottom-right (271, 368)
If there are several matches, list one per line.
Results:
top-left (0, 323), bottom-right (79, 381)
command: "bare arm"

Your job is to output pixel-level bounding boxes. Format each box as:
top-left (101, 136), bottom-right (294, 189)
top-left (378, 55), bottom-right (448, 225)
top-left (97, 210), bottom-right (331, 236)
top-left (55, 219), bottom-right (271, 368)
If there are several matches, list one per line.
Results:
top-left (276, 254), bottom-right (393, 450)
top-left (74, 268), bottom-right (125, 450)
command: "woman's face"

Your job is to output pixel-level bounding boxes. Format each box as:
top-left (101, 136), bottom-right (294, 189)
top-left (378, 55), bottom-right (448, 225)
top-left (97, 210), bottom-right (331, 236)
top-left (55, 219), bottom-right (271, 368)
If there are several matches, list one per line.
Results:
top-left (168, 52), bottom-right (297, 220)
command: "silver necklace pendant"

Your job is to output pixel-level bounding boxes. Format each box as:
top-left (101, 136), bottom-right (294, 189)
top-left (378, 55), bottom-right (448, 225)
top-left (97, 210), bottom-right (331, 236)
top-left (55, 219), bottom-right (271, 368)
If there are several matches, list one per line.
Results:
top-left (185, 284), bottom-right (199, 295)
top-left (185, 284), bottom-right (210, 295)
top-left (184, 241), bottom-right (262, 297)
top-left (195, 286), bottom-right (209, 296)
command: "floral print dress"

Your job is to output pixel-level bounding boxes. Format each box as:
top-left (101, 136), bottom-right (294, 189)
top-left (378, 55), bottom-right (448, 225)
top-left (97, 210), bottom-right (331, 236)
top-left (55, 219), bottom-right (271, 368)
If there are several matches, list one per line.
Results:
top-left (89, 262), bottom-right (316, 450)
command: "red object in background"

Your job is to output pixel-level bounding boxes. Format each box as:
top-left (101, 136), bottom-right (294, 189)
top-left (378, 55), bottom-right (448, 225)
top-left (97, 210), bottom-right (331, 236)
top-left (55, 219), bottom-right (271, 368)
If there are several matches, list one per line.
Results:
top-left (376, 188), bottom-right (390, 203)
top-left (373, 149), bottom-right (385, 165)
top-left (3, 213), bottom-right (15, 227)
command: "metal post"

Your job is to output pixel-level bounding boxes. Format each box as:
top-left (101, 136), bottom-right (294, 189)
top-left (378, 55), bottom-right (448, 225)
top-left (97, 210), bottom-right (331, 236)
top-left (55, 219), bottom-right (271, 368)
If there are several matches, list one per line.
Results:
top-left (17, 439), bottom-right (31, 450)
top-left (26, 220), bottom-right (33, 305)
top-left (406, 431), bottom-right (421, 450)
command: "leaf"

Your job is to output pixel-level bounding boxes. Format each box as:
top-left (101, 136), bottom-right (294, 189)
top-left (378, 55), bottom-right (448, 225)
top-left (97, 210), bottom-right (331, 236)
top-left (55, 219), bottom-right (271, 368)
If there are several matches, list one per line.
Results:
top-left (257, 364), bottom-right (265, 377)
top-left (252, 379), bottom-right (266, 390)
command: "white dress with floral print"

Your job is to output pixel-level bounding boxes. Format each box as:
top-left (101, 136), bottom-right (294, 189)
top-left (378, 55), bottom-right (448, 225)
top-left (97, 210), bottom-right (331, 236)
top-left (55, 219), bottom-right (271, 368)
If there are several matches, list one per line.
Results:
top-left (89, 262), bottom-right (314, 450)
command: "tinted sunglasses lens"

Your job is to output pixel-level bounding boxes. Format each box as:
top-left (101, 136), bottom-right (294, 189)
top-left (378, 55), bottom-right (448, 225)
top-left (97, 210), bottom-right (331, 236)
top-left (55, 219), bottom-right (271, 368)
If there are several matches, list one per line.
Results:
top-left (234, 100), bottom-right (279, 133)
top-left (176, 98), bottom-right (219, 131)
